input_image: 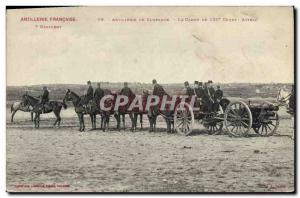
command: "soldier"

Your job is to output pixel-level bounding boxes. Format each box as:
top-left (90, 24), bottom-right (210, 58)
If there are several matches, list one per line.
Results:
top-left (203, 80), bottom-right (215, 112)
top-left (215, 85), bottom-right (223, 101)
top-left (207, 80), bottom-right (215, 97)
top-left (80, 81), bottom-right (94, 108)
top-left (152, 79), bottom-right (167, 96)
top-left (184, 81), bottom-right (194, 96)
top-left (193, 81), bottom-right (198, 95)
top-left (195, 82), bottom-right (204, 98)
top-left (39, 86), bottom-right (49, 113)
top-left (94, 82), bottom-right (105, 107)
top-left (86, 81), bottom-right (94, 101)
top-left (193, 81), bottom-right (199, 89)
top-left (120, 82), bottom-right (134, 97)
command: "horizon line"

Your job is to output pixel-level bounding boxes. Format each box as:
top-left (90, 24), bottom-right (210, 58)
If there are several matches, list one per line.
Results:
top-left (6, 81), bottom-right (294, 87)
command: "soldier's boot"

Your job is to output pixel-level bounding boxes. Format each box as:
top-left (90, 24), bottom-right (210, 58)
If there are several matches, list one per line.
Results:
top-left (83, 104), bottom-right (87, 113)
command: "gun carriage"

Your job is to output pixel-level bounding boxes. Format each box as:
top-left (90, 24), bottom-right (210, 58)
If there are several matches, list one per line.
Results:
top-left (174, 98), bottom-right (280, 137)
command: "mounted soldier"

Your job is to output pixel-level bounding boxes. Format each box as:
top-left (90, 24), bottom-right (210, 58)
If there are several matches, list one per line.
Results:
top-left (120, 82), bottom-right (134, 98)
top-left (152, 79), bottom-right (168, 97)
top-left (39, 86), bottom-right (49, 113)
top-left (94, 82), bottom-right (104, 108)
top-left (151, 79), bottom-right (173, 132)
top-left (80, 81), bottom-right (94, 108)
top-left (184, 81), bottom-right (194, 96)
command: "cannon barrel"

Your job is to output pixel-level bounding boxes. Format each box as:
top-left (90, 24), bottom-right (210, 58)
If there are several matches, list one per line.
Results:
top-left (250, 104), bottom-right (279, 112)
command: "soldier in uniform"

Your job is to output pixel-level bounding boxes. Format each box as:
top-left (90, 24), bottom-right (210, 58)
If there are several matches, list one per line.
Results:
top-left (215, 85), bottom-right (223, 101)
top-left (202, 80), bottom-right (215, 112)
top-left (152, 79), bottom-right (167, 96)
top-left (80, 81), bottom-right (94, 108)
top-left (214, 85), bottom-right (223, 112)
top-left (195, 82), bottom-right (204, 98)
top-left (207, 80), bottom-right (215, 97)
top-left (94, 82), bottom-right (105, 108)
top-left (184, 81), bottom-right (195, 96)
top-left (120, 82), bottom-right (134, 97)
top-left (193, 81), bottom-right (199, 92)
top-left (39, 86), bottom-right (49, 113)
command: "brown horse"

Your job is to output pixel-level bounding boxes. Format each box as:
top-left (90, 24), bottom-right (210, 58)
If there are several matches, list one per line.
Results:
top-left (22, 94), bottom-right (67, 128)
top-left (63, 89), bottom-right (98, 131)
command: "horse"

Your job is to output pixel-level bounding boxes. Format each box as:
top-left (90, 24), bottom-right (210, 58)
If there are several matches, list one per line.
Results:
top-left (63, 89), bottom-right (98, 131)
top-left (97, 90), bottom-right (122, 132)
top-left (10, 101), bottom-right (34, 122)
top-left (22, 94), bottom-right (67, 128)
top-left (145, 92), bottom-right (176, 133)
top-left (276, 87), bottom-right (294, 115)
top-left (276, 87), bottom-right (294, 131)
top-left (111, 91), bottom-right (138, 132)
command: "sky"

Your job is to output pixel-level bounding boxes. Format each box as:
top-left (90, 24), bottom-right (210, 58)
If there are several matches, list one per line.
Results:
top-left (6, 6), bottom-right (294, 86)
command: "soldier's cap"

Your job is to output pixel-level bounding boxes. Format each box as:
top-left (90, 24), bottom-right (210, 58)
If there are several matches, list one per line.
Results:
top-left (208, 80), bottom-right (213, 83)
top-left (184, 81), bottom-right (189, 86)
top-left (199, 82), bottom-right (203, 85)
top-left (194, 81), bottom-right (199, 84)
top-left (152, 79), bottom-right (157, 84)
top-left (87, 80), bottom-right (91, 84)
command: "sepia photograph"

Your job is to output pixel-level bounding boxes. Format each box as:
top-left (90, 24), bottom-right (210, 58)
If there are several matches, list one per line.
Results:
top-left (6, 6), bottom-right (295, 192)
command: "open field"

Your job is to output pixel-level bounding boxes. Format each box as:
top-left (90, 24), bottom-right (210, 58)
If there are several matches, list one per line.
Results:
top-left (6, 106), bottom-right (294, 192)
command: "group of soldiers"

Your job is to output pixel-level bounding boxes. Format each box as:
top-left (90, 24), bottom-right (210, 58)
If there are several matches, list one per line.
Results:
top-left (36, 79), bottom-right (223, 113)
top-left (183, 80), bottom-right (223, 112)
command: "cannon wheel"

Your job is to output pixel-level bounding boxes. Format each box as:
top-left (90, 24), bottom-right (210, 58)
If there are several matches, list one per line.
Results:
top-left (174, 102), bottom-right (194, 136)
top-left (224, 101), bottom-right (252, 137)
top-left (253, 111), bottom-right (279, 136)
top-left (204, 105), bottom-right (224, 135)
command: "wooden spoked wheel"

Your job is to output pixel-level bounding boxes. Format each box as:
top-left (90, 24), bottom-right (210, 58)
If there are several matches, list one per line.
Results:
top-left (224, 101), bottom-right (252, 137)
top-left (174, 102), bottom-right (194, 136)
top-left (253, 110), bottom-right (279, 137)
top-left (204, 105), bottom-right (224, 135)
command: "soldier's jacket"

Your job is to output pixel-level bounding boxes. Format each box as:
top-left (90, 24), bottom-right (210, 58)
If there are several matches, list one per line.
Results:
top-left (195, 87), bottom-right (205, 98)
top-left (203, 87), bottom-right (215, 102)
top-left (153, 84), bottom-right (168, 96)
top-left (185, 86), bottom-right (195, 96)
top-left (86, 86), bottom-right (94, 100)
top-left (120, 87), bottom-right (134, 97)
top-left (215, 89), bottom-right (223, 100)
top-left (94, 88), bottom-right (105, 100)
top-left (41, 90), bottom-right (49, 104)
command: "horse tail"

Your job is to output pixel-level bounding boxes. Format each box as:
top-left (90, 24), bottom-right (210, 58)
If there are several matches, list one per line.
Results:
top-left (11, 103), bottom-right (14, 113)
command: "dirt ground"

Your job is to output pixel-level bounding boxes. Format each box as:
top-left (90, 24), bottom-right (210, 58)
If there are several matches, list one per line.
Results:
top-left (6, 107), bottom-right (294, 192)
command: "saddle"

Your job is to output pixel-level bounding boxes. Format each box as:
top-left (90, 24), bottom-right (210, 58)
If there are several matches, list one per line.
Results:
top-left (82, 100), bottom-right (96, 113)
top-left (40, 102), bottom-right (51, 113)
